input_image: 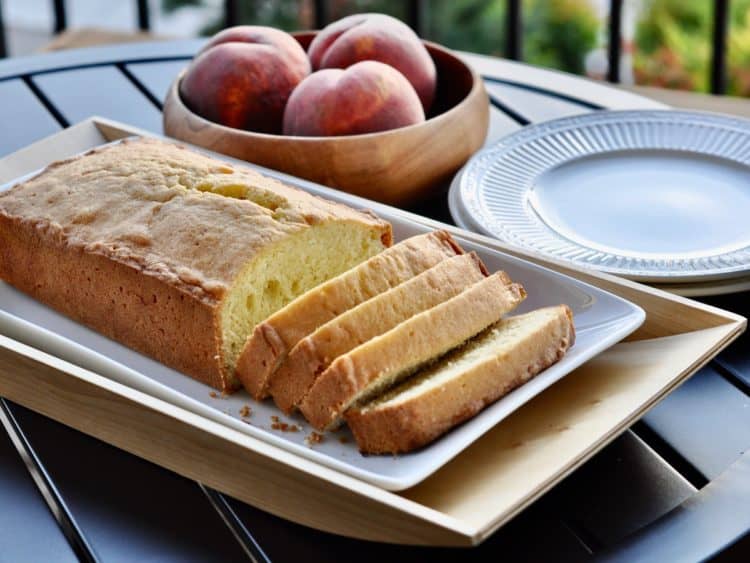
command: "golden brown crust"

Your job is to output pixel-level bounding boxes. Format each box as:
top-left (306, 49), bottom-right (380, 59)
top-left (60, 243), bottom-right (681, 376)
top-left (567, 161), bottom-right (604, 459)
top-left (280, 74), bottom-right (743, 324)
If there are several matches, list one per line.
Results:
top-left (299, 273), bottom-right (527, 430)
top-left (270, 252), bottom-right (488, 413)
top-left (0, 214), bottom-right (231, 390)
top-left (345, 305), bottom-right (575, 454)
top-left (0, 137), bottom-right (390, 391)
top-left (237, 231), bottom-right (463, 399)
top-left (0, 138), bottom-right (389, 304)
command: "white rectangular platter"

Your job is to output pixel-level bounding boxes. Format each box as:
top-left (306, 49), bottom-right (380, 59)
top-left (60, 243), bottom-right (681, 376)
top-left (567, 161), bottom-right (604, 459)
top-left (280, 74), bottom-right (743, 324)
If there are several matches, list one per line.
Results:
top-left (0, 136), bottom-right (643, 490)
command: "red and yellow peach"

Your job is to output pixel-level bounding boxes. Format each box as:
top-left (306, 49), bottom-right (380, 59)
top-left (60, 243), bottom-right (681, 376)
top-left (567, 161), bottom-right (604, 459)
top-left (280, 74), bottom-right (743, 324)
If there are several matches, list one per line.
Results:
top-left (283, 60), bottom-right (425, 137)
top-left (180, 26), bottom-right (310, 133)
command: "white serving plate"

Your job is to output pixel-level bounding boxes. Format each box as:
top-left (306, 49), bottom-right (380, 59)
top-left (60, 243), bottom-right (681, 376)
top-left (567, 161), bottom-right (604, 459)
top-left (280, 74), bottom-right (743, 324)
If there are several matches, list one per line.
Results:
top-left (450, 110), bottom-right (750, 284)
top-left (0, 140), bottom-right (644, 491)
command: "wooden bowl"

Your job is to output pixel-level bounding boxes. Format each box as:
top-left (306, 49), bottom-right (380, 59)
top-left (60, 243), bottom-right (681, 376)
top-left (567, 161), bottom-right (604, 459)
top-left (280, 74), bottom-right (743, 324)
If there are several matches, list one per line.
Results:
top-left (163, 32), bottom-right (489, 206)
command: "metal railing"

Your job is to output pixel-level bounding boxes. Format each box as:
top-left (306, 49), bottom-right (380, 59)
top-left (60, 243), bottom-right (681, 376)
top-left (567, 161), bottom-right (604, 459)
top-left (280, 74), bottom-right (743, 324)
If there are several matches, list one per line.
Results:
top-left (0, 0), bottom-right (735, 95)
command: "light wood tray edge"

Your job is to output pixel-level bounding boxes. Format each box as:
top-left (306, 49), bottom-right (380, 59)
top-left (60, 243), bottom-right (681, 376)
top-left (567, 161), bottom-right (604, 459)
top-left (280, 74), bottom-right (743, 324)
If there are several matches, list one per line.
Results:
top-left (0, 334), bottom-right (477, 546)
top-left (473, 321), bottom-right (744, 542)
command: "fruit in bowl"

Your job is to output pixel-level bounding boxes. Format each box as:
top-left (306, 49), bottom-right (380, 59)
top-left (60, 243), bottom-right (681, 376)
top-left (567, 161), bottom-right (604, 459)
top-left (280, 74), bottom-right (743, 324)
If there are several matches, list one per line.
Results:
top-left (308, 13), bottom-right (437, 112)
top-left (283, 61), bottom-right (425, 137)
top-left (179, 14), bottom-right (438, 137)
top-left (163, 16), bottom-right (489, 205)
top-left (180, 26), bottom-right (310, 133)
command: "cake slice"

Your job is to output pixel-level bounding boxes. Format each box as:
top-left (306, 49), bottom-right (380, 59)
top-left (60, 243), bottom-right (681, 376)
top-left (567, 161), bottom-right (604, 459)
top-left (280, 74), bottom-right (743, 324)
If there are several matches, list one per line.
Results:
top-left (0, 138), bottom-right (391, 392)
top-left (236, 230), bottom-right (463, 399)
top-left (299, 272), bottom-right (527, 430)
top-left (345, 305), bottom-right (575, 454)
top-left (270, 252), bottom-right (488, 413)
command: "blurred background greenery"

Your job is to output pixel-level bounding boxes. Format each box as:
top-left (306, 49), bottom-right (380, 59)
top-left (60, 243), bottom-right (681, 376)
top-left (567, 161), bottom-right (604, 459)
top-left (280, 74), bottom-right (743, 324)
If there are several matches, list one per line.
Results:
top-left (163, 0), bottom-right (750, 97)
top-left (635, 0), bottom-right (750, 96)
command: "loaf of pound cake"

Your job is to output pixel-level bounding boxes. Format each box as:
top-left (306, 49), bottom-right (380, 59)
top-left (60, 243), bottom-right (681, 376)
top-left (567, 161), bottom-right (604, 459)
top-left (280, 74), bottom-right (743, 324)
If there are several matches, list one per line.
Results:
top-left (0, 138), bottom-right (391, 392)
top-left (346, 305), bottom-right (575, 454)
top-left (300, 272), bottom-right (527, 430)
top-left (236, 230), bottom-right (463, 399)
top-left (270, 251), bottom-right (488, 413)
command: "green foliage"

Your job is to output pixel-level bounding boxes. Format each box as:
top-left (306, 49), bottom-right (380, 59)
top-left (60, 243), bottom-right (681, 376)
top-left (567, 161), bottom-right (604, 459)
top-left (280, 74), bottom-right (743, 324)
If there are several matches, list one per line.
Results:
top-left (636, 0), bottom-right (710, 53)
top-left (162, 0), bottom-right (202, 13)
top-left (425, 0), bottom-right (599, 73)
top-left (164, 0), bottom-right (750, 96)
top-left (728, 0), bottom-right (750, 95)
top-left (635, 0), bottom-right (750, 96)
top-left (200, 1), bottom-right (305, 35)
top-left (634, 0), bottom-right (710, 91)
top-left (199, 0), bottom-right (407, 36)
top-left (523, 0), bottom-right (598, 74)
top-left (328, 0), bottom-right (406, 20)
top-left (425, 1), bottom-right (507, 58)
top-left (169, 0), bottom-right (598, 75)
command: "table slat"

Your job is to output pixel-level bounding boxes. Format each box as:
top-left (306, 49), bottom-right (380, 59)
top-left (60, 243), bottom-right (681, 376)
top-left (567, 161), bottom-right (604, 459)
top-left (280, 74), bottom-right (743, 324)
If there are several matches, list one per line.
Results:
top-left (641, 365), bottom-right (750, 480)
top-left (598, 450), bottom-right (750, 562)
top-left (485, 103), bottom-right (522, 145)
top-left (485, 81), bottom-right (592, 123)
top-left (0, 79), bottom-right (61, 158)
top-left (31, 67), bottom-right (162, 132)
top-left (6, 403), bottom-right (252, 563)
top-left (548, 431), bottom-right (695, 548)
top-left (125, 60), bottom-right (190, 107)
top-left (0, 424), bottom-right (78, 563)
top-left (715, 338), bottom-right (750, 390)
top-left (462, 51), bottom-right (667, 111)
top-left (226, 495), bottom-right (591, 562)
top-left (702, 293), bottom-right (750, 390)
top-left (0, 40), bottom-right (204, 81)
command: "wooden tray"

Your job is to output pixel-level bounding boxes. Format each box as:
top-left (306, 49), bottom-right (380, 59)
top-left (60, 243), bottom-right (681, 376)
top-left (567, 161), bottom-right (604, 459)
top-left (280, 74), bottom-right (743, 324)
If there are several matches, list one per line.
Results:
top-left (0, 118), bottom-right (745, 547)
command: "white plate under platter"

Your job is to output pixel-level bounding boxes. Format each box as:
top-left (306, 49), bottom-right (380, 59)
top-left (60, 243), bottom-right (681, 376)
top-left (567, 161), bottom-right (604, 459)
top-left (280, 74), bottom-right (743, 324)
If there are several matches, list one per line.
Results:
top-left (450, 110), bottom-right (750, 284)
top-left (0, 140), bottom-right (644, 491)
top-left (450, 174), bottom-right (750, 298)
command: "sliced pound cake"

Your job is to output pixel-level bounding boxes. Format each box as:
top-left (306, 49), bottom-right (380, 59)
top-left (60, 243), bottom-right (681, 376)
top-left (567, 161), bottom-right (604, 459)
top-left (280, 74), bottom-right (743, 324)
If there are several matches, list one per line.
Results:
top-left (346, 305), bottom-right (575, 454)
top-left (270, 252), bottom-right (488, 413)
top-left (299, 272), bottom-right (527, 430)
top-left (0, 138), bottom-right (391, 391)
top-left (236, 231), bottom-right (463, 399)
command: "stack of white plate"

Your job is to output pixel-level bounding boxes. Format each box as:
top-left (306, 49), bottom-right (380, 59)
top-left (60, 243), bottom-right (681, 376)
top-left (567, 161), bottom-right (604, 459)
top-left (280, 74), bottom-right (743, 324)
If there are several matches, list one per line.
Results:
top-left (449, 110), bottom-right (750, 297)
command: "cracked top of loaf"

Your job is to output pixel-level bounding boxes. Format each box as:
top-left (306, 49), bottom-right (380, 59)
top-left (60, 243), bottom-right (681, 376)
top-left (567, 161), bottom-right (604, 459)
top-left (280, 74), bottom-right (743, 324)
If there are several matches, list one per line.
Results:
top-left (0, 137), bottom-right (391, 304)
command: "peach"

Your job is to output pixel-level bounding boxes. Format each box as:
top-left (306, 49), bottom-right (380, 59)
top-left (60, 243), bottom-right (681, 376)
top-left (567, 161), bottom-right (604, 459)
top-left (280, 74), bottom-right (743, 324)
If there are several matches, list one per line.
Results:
top-left (308, 13), bottom-right (437, 112)
top-left (282, 60), bottom-right (425, 137)
top-left (180, 26), bottom-right (311, 133)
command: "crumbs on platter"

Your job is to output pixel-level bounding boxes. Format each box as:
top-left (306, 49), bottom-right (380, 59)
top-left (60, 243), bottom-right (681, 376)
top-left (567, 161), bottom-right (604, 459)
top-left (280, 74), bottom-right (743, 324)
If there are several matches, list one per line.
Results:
top-left (270, 415), bottom-right (299, 433)
top-left (306, 432), bottom-right (324, 446)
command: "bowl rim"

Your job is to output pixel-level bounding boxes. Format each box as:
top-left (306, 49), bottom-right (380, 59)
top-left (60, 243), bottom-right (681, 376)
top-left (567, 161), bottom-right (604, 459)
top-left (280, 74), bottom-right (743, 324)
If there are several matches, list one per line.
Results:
top-left (168, 39), bottom-right (486, 143)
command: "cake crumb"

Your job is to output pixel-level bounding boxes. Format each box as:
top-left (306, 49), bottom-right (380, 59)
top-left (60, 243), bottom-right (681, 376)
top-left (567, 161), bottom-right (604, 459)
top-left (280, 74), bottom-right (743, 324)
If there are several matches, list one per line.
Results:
top-left (239, 405), bottom-right (252, 418)
top-left (306, 432), bottom-right (324, 445)
top-left (271, 420), bottom-right (300, 432)
top-left (338, 436), bottom-right (349, 444)
top-left (209, 391), bottom-right (218, 398)
top-left (269, 415), bottom-right (300, 432)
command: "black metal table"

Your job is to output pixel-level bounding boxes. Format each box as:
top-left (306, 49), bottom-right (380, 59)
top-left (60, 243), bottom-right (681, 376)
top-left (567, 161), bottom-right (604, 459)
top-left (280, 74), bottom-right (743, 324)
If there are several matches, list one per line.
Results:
top-left (0, 41), bottom-right (749, 562)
